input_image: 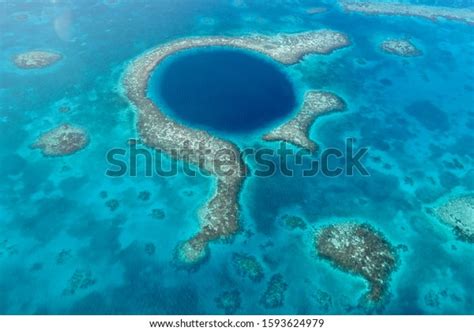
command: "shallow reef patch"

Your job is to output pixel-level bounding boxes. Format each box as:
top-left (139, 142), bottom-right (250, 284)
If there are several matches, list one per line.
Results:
top-left (340, 1), bottom-right (474, 25)
top-left (215, 290), bottom-right (241, 314)
top-left (312, 289), bottom-right (333, 312)
top-left (381, 39), bottom-right (422, 57)
top-left (260, 273), bottom-right (288, 309)
top-left (13, 50), bottom-right (62, 69)
top-left (404, 100), bottom-right (450, 132)
top-left (232, 253), bottom-right (265, 282)
top-left (432, 194), bottom-right (474, 243)
top-left (315, 222), bottom-right (398, 302)
top-left (281, 214), bottom-right (307, 230)
top-left (32, 124), bottom-right (89, 156)
top-left (150, 208), bottom-right (166, 220)
top-left (63, 269), bottom-right (96, 296)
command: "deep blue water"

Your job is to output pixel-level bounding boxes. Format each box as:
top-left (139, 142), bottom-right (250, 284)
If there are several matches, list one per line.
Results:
top-left (150, 49), bottom-right (296, 133)
top-left (0, 0), bottom-right (473, 315)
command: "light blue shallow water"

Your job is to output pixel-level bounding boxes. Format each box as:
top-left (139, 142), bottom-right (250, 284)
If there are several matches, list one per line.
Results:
top-left (0, 0), bottom-right (473, 314)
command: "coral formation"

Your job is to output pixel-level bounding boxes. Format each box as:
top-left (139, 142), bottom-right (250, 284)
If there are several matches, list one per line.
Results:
top-left (151, 208), bottom-right (166, 220)
top-left (434, 194), bottom-right (474, 243)
top-left (282, 214), bottom-right (307, 230)
top-left (315, 223), bottom-right (397, 301)
top-left (122, 30), bottom-right (349, 264)
top-left (13, 50), bottom-right (62, 69)
top-left (423, 288), bottom-right (462, 311)
top-left (145, 243), bottom-right (156, 255)
top-left (340, 1), bottom-right (474, 25)
top-left (56, 249), bottom-right (72, 265)
top-left (215, 290), bottom-right (241, 314)
top-left (175, 240), bottom-right (209, 267)
top-left (381, 39), bottom-right (422, 57)
top-left (313, 289), bottom-right (333, 312)
top-left (105, 199), bottom-right (120, 212)
top-left (32, 124), bottom-right (88, 156)
top-left (63, 269), bottom-right (96, 296)
top-left (138, 191), bottom-right (151, 201)
top-left (263, 91), bottom-right (346, 152)
top-left (232, 253), bottom-right (264, 282)
top-left (260, 273), bottom-right (288, 309)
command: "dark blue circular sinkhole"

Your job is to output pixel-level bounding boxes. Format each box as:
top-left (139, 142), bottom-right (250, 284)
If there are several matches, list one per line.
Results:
top-left (149, 48), bottom-right (296, 133)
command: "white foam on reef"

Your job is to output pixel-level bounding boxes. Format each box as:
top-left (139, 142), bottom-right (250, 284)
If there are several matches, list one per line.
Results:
top-left (122, 30), bottom-right (350, 265)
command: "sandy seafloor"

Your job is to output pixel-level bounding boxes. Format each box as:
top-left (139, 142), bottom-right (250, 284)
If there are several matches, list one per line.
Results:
top-left (0, 0), bottom-right (473, 314)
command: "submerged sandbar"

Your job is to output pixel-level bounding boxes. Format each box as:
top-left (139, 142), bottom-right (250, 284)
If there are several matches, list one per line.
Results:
top-left (122, 30), bottom-right (349, 264)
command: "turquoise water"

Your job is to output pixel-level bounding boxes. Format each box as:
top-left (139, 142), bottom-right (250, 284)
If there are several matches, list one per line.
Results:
top-left (150, 48), bottom-right (296, 133)
top-left (0, 0), bottom-right (473, 314)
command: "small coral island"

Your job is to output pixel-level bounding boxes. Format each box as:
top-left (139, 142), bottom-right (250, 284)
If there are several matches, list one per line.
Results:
top-left (263, 91), bottom-right (346, 152)
top-left (315, 223), bottom-right (397, 302)
top-left (122, 30), bottom-right (350, 265)
top-left (433, 195), bottom-right (474, 243)
top-left (381, 39), bottom-right (422, 57)
top-left (13, 50), bottom-right (62, 69)
top-left (33, 124), bottom-right (89, 156)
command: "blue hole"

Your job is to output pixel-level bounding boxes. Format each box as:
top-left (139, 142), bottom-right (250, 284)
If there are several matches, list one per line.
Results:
top-left (149, 48), bottom-right (297, 133)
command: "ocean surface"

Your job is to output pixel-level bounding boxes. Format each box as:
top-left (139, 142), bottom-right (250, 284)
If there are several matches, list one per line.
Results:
top-left (0, 0), bottom-right (473, 314)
